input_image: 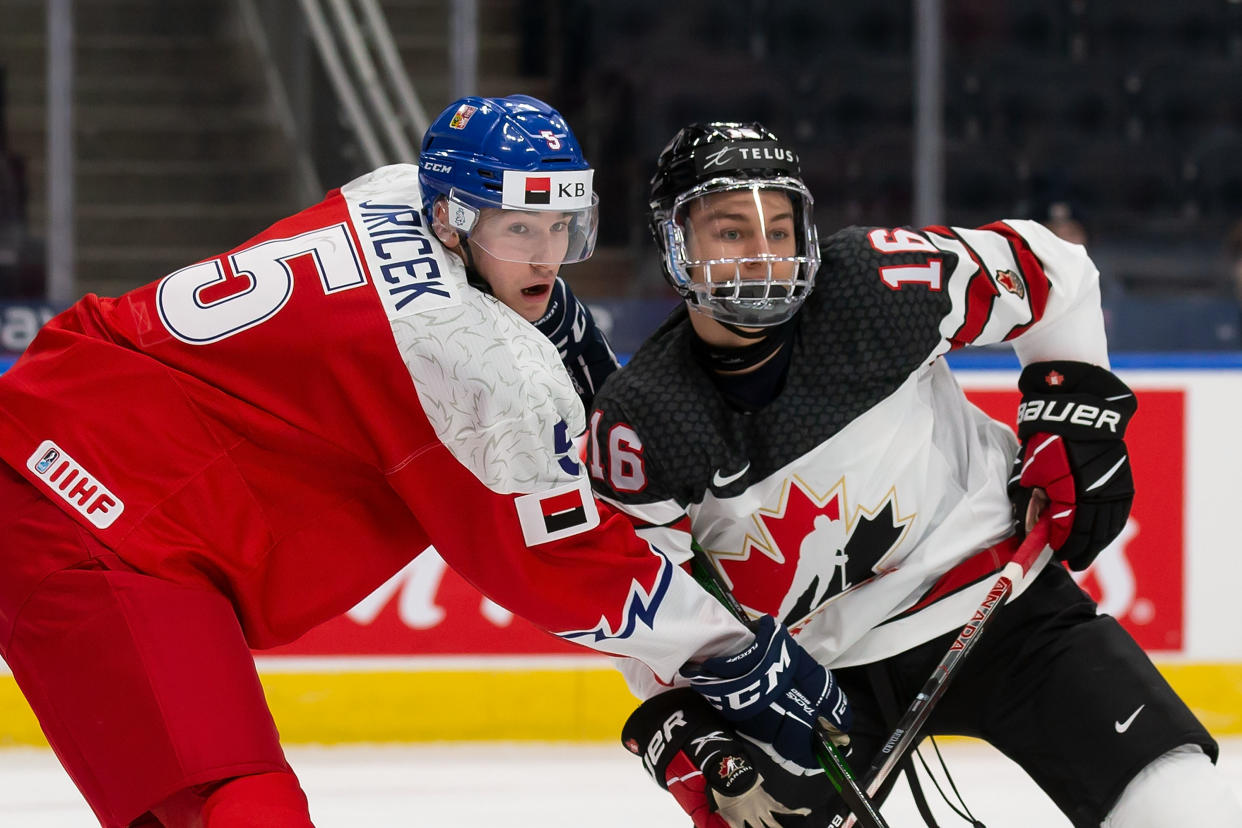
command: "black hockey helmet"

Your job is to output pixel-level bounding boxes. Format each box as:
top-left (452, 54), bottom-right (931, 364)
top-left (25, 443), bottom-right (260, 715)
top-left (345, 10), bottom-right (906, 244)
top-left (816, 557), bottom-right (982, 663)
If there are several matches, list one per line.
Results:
top-left (648, 123), bottom-right (819, 327)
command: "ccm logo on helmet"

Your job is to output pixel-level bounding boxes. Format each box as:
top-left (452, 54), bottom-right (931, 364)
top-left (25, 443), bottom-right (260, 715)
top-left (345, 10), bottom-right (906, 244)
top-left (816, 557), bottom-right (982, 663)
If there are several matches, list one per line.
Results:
top-left (1017, 400), bottom-right (1122, 433)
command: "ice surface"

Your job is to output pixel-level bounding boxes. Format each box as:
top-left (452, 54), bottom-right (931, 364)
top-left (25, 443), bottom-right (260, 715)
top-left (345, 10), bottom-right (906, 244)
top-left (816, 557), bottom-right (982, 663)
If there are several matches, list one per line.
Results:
top-left (2, 737), bottom-right (1240, 826)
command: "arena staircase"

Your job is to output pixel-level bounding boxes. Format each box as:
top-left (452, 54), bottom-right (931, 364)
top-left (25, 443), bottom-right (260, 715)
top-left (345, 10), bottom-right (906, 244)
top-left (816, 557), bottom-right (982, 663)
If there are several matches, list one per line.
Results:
top-left (2, 0), bottom-right (539, 300)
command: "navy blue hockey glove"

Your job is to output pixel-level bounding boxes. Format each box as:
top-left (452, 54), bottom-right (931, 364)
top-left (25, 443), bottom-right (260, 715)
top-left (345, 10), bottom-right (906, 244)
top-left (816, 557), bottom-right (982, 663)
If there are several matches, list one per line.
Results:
top-left (533, 277), bottom-right (619, 412)
top-left (1009, 360), bottom-right (1137, 571)
top-left (682, 615), bottom-right (851, 774)
top-left (622, 688), bottom-right (825, 828)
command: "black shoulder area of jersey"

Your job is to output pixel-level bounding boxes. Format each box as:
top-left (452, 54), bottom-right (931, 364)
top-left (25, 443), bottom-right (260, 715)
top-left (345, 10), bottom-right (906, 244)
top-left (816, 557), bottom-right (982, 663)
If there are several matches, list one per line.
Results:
top-left (589, 305), bottom-right (735, 505)
top-left (811, 225), bottom-right (953, 368)
top-left (592, 304), bottom-right (716, 433)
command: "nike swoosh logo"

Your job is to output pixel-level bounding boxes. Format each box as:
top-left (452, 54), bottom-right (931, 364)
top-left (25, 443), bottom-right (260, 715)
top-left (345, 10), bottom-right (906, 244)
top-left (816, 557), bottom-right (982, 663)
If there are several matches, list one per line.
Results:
top-left (712, 463), bottom-right (750, 487)
top-left (1115, 704), bottom-right (1145, 733)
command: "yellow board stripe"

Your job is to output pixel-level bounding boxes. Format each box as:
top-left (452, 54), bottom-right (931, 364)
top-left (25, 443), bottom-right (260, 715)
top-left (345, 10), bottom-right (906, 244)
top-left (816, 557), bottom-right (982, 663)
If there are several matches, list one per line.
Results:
top-left (259, 668), bottom-right (638, 743)
top-left (1158, 662), bottom-right (1242, 736)
top-left (1, 662), bottom-right (1239, 747)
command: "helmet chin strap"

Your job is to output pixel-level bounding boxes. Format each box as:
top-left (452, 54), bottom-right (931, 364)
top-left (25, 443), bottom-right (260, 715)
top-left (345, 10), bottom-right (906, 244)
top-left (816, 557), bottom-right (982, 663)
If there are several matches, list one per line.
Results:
top-left (456, 237), bottom-right (493, 295)
top-left (693, 315), bottom-right (797, 373)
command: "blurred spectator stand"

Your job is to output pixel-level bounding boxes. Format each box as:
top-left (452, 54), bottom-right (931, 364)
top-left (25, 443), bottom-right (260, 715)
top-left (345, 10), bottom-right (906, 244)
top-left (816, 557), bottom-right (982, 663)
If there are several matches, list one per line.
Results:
top-left (0, 64), bottom-right (43, 300)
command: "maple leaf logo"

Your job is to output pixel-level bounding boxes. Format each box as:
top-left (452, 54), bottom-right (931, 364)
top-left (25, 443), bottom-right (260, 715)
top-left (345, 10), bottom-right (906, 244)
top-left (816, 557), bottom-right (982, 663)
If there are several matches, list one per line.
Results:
top-left (995, 269), bottom-right (1025, 298)
top-left (711, 478), bottom-right (911, 628)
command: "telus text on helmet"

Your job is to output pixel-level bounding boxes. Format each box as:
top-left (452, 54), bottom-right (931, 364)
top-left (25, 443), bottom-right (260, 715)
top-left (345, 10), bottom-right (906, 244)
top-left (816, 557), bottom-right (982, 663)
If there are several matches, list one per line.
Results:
top-left (701, 146), bottom-right (798, 168)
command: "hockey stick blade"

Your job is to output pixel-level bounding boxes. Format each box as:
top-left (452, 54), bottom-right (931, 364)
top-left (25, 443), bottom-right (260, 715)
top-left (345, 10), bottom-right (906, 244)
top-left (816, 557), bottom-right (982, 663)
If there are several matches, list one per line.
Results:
top-left (689, 542), bottom-right (891, 828)
top-left (839, 517), bottom-right (1052, 828)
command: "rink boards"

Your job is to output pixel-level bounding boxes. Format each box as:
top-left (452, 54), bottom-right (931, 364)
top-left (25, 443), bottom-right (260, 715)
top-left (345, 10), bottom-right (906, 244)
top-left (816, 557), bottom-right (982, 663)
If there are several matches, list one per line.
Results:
top-left (1, 358), bottom-right (1241, 745)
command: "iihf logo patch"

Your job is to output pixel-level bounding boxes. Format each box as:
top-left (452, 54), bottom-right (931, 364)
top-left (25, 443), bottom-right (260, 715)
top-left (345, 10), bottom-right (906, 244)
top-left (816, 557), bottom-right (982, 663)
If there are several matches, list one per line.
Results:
top-left (514, 478), bottom-right (600, 546)
top-left (26, 439), bottom-right (125, 529)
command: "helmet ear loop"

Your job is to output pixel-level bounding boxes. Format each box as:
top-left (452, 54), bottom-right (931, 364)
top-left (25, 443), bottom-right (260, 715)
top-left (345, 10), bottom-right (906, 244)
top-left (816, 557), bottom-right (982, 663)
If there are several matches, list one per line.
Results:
top-left (428, 198), bottom-right (490, 292)
top-left (430, 198), bottom-right (461, 249)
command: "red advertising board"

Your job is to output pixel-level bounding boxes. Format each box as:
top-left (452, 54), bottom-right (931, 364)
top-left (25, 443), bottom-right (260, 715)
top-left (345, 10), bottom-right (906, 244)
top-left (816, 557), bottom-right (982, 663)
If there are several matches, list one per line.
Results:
top-left (265, 387), bottom-right (1186, 658)
top-left (967, 387), bottom-right (1185, 651)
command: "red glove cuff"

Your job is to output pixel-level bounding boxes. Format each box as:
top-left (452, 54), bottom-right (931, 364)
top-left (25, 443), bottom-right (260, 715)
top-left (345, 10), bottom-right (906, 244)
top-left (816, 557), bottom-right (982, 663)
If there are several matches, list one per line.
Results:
top-left (1017, 432), bottom-right (1078, 551)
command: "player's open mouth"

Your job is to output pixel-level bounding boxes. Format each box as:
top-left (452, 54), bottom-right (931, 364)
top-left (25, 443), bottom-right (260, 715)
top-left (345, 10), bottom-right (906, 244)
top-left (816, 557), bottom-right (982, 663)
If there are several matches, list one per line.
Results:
top-left (521, 284), bottom-right (550, 297)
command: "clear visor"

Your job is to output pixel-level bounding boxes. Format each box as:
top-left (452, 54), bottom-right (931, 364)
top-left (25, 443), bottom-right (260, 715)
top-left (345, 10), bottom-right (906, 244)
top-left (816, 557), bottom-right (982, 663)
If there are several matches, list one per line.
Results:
top-left (442, 188), bottom-right (599, 266)
top-left (661, 180), bottom-right (818, 327)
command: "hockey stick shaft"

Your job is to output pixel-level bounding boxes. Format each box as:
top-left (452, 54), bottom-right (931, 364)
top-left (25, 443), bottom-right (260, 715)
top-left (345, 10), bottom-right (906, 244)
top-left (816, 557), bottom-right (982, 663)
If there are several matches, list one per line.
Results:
top-left (689, 543), bottom-right (892, 828)
top-left (839, 517), bottom-right (1051, 828)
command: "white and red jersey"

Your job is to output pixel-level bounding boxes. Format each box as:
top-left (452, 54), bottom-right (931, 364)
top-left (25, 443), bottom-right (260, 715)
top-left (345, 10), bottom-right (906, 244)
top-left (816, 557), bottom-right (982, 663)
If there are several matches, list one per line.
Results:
top-left (0, 164), bottom-right (750, 676)
top-left (588, 220), bottom-right (1110, 698)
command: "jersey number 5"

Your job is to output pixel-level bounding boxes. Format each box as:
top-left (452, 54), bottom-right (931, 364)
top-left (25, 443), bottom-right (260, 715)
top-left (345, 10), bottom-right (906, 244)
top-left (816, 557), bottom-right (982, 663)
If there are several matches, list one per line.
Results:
top-left (156, 224), bottom-right (367, 344)
top-left (868, 228), bottom-right (943, 291)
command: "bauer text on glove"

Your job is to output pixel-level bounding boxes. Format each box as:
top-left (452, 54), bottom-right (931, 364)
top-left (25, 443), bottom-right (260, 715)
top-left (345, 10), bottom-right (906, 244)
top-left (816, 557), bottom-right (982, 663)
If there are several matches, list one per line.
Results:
top-left (1009, 360), bottom-right (1137, 571)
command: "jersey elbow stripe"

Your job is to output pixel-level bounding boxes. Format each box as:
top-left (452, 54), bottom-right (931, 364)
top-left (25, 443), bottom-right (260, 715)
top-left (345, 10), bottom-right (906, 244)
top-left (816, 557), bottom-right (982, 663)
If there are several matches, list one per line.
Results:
top-left (982, 221), bottom-right (1051, 340)
top-left (945, 234), bottom-right (1002, 349)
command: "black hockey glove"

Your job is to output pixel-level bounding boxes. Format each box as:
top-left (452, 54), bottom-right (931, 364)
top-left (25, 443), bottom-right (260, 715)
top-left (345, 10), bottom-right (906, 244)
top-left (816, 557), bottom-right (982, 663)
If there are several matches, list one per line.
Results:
top-left (681, 615), bottom-right (851, 774)
top-left (1008, 360), bottom-right (1137, 571)
top-left (622, 688), bottom-right (828, 828)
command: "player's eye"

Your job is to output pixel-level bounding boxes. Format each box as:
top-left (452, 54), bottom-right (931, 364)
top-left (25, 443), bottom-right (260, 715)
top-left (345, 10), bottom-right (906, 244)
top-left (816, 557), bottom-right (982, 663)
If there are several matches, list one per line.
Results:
top-left (550, 221), bottom-right (570, 233)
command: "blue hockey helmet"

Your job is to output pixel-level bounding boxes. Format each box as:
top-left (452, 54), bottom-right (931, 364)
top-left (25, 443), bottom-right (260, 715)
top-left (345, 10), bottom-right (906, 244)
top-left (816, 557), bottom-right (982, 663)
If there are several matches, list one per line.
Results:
top-left (419, 95), bottom-right (599, 265)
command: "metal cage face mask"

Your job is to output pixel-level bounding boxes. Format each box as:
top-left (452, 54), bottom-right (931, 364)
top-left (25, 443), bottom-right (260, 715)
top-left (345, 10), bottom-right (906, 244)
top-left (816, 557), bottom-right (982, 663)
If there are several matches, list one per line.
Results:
top-left (657, 179), bottom-right (819, 327)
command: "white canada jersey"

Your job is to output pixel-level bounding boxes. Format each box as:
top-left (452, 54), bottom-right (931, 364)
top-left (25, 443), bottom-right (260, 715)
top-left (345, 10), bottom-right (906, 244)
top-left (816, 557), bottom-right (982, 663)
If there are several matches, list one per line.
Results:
top-left (587, 220), bottom-right (1110, 698)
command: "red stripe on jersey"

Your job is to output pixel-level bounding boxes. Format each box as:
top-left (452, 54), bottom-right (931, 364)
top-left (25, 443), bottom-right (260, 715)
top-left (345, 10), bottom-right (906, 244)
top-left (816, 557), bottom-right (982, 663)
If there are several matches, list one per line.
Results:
top-left (979, 221), bottom-right (1052, 340)
top-left (950, 271), bottom-right (1001, 349)
top-left (940, 232), bottom-right (1001, 350)
top-left (899, 533), bottom-right (1021, 616)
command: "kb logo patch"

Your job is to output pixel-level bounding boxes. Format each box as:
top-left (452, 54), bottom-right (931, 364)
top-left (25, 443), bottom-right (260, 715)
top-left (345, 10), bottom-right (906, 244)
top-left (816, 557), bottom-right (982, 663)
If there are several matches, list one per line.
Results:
top-left (501, 169), bottom-right (594, 211)
top-left (514, 477), bottom-right (600, 546)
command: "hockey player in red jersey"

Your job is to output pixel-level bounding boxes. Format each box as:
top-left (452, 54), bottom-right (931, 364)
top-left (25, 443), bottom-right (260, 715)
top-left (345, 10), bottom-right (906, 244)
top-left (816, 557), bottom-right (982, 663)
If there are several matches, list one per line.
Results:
top-left (0, 98), bottom-right (846, 827)
top-left (595, 122), bottom-right (1242, 827)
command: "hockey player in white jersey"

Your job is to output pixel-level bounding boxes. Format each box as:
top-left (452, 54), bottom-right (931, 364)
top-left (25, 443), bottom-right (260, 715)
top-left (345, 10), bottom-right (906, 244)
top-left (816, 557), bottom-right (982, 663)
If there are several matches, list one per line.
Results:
top-left (592, 122), bottom-right (1242, 827)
